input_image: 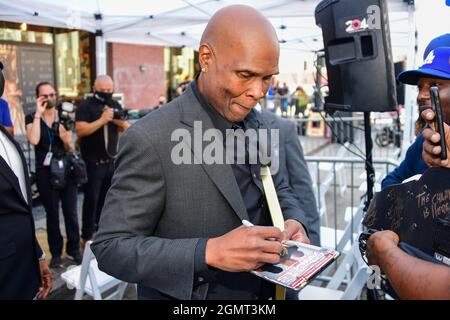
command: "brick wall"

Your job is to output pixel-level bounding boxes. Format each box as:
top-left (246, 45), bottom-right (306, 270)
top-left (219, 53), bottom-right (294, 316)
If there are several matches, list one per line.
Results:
top-left (107, 42), bottom-right (164, 109)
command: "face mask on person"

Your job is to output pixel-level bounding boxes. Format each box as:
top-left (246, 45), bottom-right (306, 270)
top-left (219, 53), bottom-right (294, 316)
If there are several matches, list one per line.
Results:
top-left (94, 91), bottom-right (114, 105)
top-left (46, 98), bottom-right (57, 109)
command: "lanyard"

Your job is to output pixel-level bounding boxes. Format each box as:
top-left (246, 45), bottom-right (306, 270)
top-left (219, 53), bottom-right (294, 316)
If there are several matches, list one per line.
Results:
top-left (47, 126), bottom-right (53, 152)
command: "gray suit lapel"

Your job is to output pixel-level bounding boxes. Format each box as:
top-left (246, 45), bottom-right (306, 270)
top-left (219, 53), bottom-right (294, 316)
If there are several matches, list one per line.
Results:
top-left (178, 86), bottom-right (249, 222)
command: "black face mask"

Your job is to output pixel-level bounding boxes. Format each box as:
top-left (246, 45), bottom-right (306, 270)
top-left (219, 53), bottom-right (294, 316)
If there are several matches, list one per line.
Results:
top-left (94, 91), bottom-right (113, 105)
top-left (46, 98), bottom-right (57, 109)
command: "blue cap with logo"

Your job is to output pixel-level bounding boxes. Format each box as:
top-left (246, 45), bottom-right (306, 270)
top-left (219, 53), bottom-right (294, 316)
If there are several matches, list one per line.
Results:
top-left (398, 47), bottom-right (450, 85)
top-left (423, 33), bottom-right (450, 60)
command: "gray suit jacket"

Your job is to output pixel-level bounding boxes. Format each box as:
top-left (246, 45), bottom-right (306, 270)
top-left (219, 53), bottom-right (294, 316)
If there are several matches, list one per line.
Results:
top-left (261, 111), bottom-right (321, 246)
top-left (91, 85), bottom-right (306, 300)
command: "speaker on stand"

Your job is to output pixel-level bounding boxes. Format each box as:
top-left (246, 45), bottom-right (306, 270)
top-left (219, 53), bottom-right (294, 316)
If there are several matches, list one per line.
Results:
top-left (315, 0), bottom-right (398, 300)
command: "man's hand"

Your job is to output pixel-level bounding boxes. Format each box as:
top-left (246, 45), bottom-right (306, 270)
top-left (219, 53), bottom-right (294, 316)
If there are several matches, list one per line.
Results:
top-left (366, 230), bottom-right (399, 269)
top-left (282, 219), bottom-right (310, 244)
top-left (35, 96), bottom-right (47, 116)
top-left (205, 225), bottom-right (284, 272)
top-left (36, 259), bottom-right (52, 300)
top-left (58, 125), bottom-right (72, 148)
top-left (112, 119), bottom-right (130, 131)
top-left (421, 109), bottom-right (450, 168)
top-left (100, 107), bottom-right (114, 125)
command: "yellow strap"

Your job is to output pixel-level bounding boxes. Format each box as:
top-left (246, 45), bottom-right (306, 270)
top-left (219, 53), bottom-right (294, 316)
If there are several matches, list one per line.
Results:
top-left (260, 165), bottom-right (286, 300)
top-left (260, 166), bottom-right (285, 231)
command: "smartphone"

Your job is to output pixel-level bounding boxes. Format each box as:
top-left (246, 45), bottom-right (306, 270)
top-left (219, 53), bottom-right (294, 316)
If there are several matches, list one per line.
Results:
top-left (430, 86), bottom-right (447, 160)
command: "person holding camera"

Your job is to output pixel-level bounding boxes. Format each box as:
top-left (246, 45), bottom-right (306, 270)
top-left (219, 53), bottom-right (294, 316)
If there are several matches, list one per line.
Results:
top-left (25, 82), bottom-right (81, 268)
top-left (75, 75), bottom-right (129, 246)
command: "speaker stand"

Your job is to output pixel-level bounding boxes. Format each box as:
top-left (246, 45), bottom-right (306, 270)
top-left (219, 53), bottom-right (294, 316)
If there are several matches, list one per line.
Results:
top-left (363, 112), bottom-right (375, 210)
top-left (363, 111), bottom-right (380, 300)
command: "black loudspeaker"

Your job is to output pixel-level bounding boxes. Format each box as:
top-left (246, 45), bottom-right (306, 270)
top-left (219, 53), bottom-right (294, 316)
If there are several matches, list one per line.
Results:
top-left (315, 0), bottom-right (397, 112)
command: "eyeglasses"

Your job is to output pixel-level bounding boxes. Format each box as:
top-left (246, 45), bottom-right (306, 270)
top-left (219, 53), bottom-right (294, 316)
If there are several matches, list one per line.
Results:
top-left (39, 93), bottom-right (56, 99)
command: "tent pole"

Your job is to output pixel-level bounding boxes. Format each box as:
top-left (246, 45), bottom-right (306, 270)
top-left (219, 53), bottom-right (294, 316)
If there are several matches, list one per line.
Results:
top-left (95, 35), bottom-right (107, 76)
top-left (400, 1), bottom-right (417, 161)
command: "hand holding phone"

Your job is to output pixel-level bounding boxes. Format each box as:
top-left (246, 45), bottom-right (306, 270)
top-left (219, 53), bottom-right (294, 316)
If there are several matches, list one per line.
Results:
top-left (430, 86), bottom-right (447, 160)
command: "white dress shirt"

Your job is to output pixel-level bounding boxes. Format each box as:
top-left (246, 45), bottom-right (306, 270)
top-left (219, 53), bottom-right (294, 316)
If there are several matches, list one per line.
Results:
top-left (0, 130), bottom-right (28, 202)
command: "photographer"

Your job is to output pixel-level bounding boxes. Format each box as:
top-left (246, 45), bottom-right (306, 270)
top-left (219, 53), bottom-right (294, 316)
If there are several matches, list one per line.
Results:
top-left (25, 82), bottom-right (81, 268)
top-left (75, 75), bottom-right (129, 246)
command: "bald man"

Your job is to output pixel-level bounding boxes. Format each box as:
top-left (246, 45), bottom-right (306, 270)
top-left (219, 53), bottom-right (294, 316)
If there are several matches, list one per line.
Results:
top-left (75, 75), bottom-right (130, 245)
top-left (92, 5), bottom-right (309, 300)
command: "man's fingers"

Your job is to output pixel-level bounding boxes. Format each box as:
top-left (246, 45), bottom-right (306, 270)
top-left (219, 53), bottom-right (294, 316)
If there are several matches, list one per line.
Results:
top-left (282, 223), bottom-right (297, 240)
top-left (423, 140), bottom-right (441, 155)
top-left (423, 149), bottom-right (440, 167)
top-left (258, 252), bottom-right (281, 265)
top-left (251, 226), bottom-right (283, 240)
top-left (421, 108), bottom-right (435, 124)
top-left (260, 239), bottom-right (283, 254)
top-left (423, 128), bottom-right (441, 144)
top-left (291, 233), bottom-right (310, 244)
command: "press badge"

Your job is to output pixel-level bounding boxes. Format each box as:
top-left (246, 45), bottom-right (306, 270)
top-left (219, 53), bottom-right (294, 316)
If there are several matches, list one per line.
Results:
top-left (43, 151), bottom-right (53, 166)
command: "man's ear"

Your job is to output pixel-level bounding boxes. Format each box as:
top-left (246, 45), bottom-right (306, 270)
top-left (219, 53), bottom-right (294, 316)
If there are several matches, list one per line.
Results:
top-left (199, 43), bottom-right (213, 72)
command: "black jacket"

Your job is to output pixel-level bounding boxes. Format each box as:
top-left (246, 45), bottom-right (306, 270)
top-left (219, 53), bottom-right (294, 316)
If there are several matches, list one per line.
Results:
top-left (0, 125), bottom-right (42, 299)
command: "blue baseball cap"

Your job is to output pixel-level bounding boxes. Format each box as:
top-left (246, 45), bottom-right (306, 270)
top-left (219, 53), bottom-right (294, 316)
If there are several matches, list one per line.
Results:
top-left (423, 33), bottom-right (450, 60)
top-left (398, 47), bottom-right (450, 85)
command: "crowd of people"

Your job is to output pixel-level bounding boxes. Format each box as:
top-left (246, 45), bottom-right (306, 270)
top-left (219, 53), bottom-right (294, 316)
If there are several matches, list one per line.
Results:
top-left (0, 5), bottom-right (449, 301)
top-left (264, 82), bottom-right (310, 118)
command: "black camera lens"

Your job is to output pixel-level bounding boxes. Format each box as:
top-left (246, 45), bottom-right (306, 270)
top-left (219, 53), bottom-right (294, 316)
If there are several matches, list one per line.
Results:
top-left (113, 108), bottom-right (128, 120)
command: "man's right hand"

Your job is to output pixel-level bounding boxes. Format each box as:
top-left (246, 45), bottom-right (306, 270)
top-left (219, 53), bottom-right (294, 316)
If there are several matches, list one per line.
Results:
top-left (421, 109), bottom-right (450, 168)
top-left (101, 107), bottom-right (114, 125)
top-left (205, 225), bottom-right (284, 272)
top-left (35, 96), bottom-right (47, 116)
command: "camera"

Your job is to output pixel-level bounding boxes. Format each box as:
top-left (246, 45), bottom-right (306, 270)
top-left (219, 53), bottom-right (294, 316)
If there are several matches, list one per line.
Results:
top-left (58, 102), bottom-right (76, 130)
top-left (51, 102), bottom-right (76, 135)
top-left (112, 108), bottom-right (129, 120)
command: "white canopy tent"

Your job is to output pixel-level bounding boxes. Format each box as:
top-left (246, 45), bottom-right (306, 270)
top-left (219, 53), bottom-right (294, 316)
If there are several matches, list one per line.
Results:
top-left (0, 0), bottom-right (414, 68)
top-left (0, 0), bottom-right (418, 154)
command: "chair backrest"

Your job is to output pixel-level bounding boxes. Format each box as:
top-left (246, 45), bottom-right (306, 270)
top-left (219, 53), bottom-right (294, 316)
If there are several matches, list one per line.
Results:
top-left (75, 240), bottom-right (99, 299)
top-left (326, 240), bottom-right (370, 300)
top-left (76, 240), bottom-right (126, 300)
top-left (61, 241), bottom-right (128, 300)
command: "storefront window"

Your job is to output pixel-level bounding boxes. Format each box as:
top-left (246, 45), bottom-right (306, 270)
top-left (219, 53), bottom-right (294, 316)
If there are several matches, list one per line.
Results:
top-left (0, 22), bottom-right (93, 133)
top-left (0, 28), bottom-right (53, 44)
top-left (55, 30), bottom-right (91, 97)
top-left (165, 46), bottom-right (198, 100)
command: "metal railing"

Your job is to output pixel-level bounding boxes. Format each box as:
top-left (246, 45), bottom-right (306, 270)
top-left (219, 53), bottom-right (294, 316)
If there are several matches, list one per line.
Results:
top-left (305, 155), bottom-right (399, 241)
top-left (304, 155), bottom-right (398, 294)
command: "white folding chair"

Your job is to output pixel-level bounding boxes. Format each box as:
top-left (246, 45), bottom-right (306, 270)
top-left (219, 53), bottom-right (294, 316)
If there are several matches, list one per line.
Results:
top-left (308, 162), bottom-right (333, 227)
top-left (61, 241), bottom-right (128, 300)
top-left (315, 203), bottom-right (364, 284)
top-left (318, 142), bottom-right (350, 197)
top-left (320, 204), bottom-right (363, 253)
